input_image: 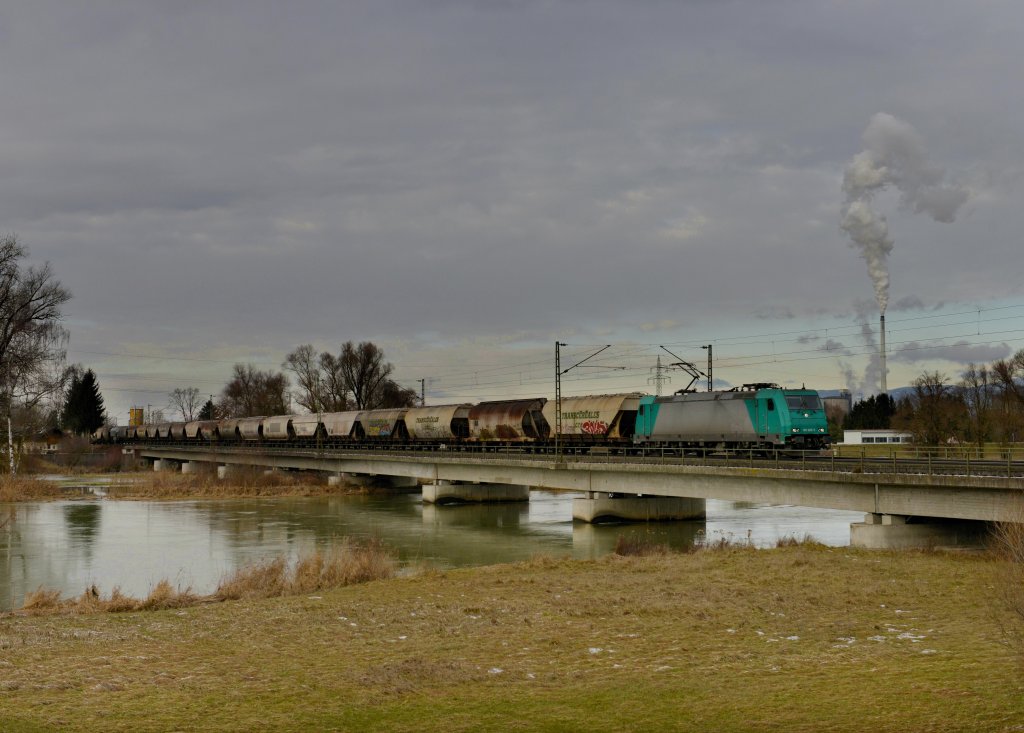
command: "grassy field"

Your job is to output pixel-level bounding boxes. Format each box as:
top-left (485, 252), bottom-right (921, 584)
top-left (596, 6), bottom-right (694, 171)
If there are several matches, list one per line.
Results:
top-left (0, 545), bottom-right (1021, 732)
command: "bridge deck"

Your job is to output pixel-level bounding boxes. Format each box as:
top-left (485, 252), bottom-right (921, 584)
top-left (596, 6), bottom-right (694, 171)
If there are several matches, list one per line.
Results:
top-left (130, 445), bottom-right (1024, 524)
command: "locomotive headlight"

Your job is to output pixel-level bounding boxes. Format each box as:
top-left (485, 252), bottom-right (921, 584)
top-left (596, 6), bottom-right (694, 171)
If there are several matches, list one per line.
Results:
top-left (792, 428), bottom-right (798, 432)
top-left (819, 428), bottom-right (825, 432)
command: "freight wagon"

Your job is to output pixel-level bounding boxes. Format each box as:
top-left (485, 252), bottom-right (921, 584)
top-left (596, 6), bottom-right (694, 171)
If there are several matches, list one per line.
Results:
top-left (96, 387), bottom-right (828, 453)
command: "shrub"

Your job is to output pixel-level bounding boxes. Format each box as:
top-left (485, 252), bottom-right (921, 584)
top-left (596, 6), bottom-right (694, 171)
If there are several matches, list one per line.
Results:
top-left (992, 519), bottom-right (1024, 660)
top-left (613, 533), bottom-right (671, 557)
top-left (16, 541), bottom-right (395, 616)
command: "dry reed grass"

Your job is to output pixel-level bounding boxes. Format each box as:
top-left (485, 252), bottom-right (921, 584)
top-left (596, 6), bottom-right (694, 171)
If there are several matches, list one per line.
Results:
top-left (612, 533), bottom-right (671, 557)
top-left (775, 532), bottom-right (824, 548)
top-left (216, 538), bottom-right (394, 600)
top-left (104, 468), bottom-right (339, 499)
top-left (19, 581), bottom-right (201, 616)
top-left (0, 474), bottom-right (64, 501)
top-left (15, 539), bottom-right (395, 616)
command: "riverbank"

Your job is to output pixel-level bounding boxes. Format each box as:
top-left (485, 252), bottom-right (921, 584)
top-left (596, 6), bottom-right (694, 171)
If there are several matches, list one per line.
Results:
top-left (0, 471), bottom-right (371, 501)
top-left (0, 545), bottom-right (1020, 732)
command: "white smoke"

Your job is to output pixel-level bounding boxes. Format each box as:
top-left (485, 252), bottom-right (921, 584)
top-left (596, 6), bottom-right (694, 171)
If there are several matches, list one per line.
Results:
top-left (837, 303), bottom-right (885, 395)
top-left (841, 113), bottom-right (969, 314)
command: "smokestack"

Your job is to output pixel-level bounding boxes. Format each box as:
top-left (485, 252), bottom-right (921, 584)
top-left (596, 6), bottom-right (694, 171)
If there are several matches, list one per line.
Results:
top-left (879, 313), bottom-right (888, 395)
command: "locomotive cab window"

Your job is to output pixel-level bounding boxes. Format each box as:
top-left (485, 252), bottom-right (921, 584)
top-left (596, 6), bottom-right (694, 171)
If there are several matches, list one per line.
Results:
top-left (785, 395), bottom-right (822, 410)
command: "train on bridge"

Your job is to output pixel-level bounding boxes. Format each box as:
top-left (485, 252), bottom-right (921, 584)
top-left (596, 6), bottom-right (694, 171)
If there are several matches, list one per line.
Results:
top-left (94, 384), bottom-right (829, 453)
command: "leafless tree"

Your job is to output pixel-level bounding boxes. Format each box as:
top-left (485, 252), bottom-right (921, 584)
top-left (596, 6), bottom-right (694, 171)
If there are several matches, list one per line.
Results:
top-left (893, 371), bottom-right (967, 446)
top-left (339, 341), bottom-right (396, 410)
top-left (217, 364), bottom-right (289, 418)
top-left (283, 345), bottom-right (326, 413)
top-left (318, 351), bottom-right (350, 411)
top-left (988, 350), bottom-right (1024, 442)
top-left (169, 387), bottom-right (203, 422)
top-left (0, 236), bottom-right (72, 473)
top-left (282, 341), bottom-right (414, 413)
top-left (960, 363), bottom-right (996, 447)
top-left (992, 350), bottom-right (1024, 407)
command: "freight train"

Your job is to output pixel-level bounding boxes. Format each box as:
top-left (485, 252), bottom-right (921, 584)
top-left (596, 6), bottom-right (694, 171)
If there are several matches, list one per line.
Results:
top-left (94, 383), bottom-right (830, 453)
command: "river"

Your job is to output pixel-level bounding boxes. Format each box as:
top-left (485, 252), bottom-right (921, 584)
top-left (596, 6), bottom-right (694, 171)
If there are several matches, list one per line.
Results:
top-left (0, 490), bottom-right (863, 610)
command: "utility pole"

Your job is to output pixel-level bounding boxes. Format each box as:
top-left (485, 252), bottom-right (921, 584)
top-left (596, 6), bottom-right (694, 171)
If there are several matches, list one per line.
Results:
top-left (417, 378), bottom-right (426, 406)
top-left (648, 355), bottom-right (671, 396)
top-left (555, 343), bottom-right (617, 463)
top-left (555, 342), bottom-right (563, 460)
top-left (701, 344), bottom-right (713, 391)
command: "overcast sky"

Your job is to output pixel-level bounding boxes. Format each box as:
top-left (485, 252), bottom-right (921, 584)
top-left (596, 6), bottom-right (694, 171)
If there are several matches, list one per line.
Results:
top-left (3, 1), bottom-right (1022, 421)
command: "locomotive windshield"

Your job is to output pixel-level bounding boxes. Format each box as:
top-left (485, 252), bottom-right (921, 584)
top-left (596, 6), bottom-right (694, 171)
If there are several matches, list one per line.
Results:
top-left (785, 394), bottom-right (822, 410)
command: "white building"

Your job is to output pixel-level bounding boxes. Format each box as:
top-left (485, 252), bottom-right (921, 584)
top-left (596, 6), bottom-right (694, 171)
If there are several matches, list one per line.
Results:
top-left (842, 429), bottom-right (913, 445)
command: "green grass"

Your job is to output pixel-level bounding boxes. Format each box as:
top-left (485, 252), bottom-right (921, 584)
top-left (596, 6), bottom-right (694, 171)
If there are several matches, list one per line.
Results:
top-left (0, 546), bottom-right (1021, 732)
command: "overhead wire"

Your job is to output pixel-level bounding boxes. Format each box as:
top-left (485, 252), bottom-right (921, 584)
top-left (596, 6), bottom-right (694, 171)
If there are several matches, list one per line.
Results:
top-left (85, 301), bottom-right (1024, 411)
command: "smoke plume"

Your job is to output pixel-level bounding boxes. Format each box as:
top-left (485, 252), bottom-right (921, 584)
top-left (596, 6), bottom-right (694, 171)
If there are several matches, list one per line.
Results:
top-left (840, 113), bottom-right (969, 314)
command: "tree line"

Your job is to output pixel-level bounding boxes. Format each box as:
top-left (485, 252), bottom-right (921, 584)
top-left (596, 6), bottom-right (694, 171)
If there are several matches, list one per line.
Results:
top-left (190, 341), bottom-right (418, 420)
top-left (0, 238), bottom-right (423, 472)
top-left (835, 351), bottom-right (1024, 446)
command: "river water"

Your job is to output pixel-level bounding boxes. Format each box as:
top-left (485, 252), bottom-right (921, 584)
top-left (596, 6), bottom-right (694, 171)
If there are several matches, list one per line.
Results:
top-left (0, 490), bottom-right (862, 610)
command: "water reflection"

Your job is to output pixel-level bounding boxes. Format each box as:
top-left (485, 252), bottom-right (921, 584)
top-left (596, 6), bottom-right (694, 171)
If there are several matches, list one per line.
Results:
top-left (571, 522), bottom-right (707, 559)
top-left (421, 502), bottom-right (527, 530)
top-left (62, 503), bottom-right (102, 558)
top-left (0, 491), bottom-right (862, 610)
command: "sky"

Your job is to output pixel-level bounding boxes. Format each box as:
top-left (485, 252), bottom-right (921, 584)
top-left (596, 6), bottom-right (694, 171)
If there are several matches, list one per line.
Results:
top-left (2, 1), bottom-right (1023, 423)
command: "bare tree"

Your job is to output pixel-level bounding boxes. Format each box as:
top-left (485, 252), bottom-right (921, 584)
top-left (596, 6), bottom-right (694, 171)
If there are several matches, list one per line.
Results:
top-left (960, 363), bottom-right (995, 447)
top-left (340, 341), bottom-right (395, 410)
top-left (992, 350), bottom-right (1024, 407)
top-left (282, 341), bottom-right (414, 413)
top-left (893, 371), bottom-right (967, 446)
top-left (0, 236), bottom-right (71, 473)
top-left (217, 364), bottom-right (289, 418)
top-left (283, 345), bottom-right (326, 413)
top-left (169, 387), bottom-right (203, 422)
top-left (318, 351), bottom-right (350, 411)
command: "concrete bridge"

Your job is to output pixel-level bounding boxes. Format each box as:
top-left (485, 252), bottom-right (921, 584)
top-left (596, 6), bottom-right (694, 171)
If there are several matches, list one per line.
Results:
top-left (127, 445), bottom-right (1024, 549)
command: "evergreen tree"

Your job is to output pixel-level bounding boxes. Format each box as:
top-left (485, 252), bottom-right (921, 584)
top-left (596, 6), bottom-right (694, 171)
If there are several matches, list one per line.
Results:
top-left (63, 369), bottom-right (106, 435)
top-left (198, 399), bottom-right (216, 420)
top-left (843, 394), bottom-right (896, 430)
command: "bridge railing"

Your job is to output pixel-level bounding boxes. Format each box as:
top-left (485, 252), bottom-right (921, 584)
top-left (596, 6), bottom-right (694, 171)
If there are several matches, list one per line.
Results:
top-left (128, 441), bottom-right (1024, 480)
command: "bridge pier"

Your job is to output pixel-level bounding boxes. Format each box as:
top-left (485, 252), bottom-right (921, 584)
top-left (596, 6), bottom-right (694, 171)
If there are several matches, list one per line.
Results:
top-left (153, 459), bottom-right (177, 472)
top-left (850, 514), bottom-right (991, 549)
top-left (217, 464), bottom-right (240, 480)
top-left (422, 480), bottom-right (530, 505)
top-left (572, 493), bottom-right (706, 523)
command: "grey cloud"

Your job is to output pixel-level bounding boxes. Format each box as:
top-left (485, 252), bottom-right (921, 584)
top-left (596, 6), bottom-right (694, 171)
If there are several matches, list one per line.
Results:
top-left (892, 341), bottom-right (1011, 365)
top-left (0, 1), bottom-right (1019, 418)
top-left (820, 340), bottom-right (852, 356)
top-left (754, 306), bottom-right (795, 321)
